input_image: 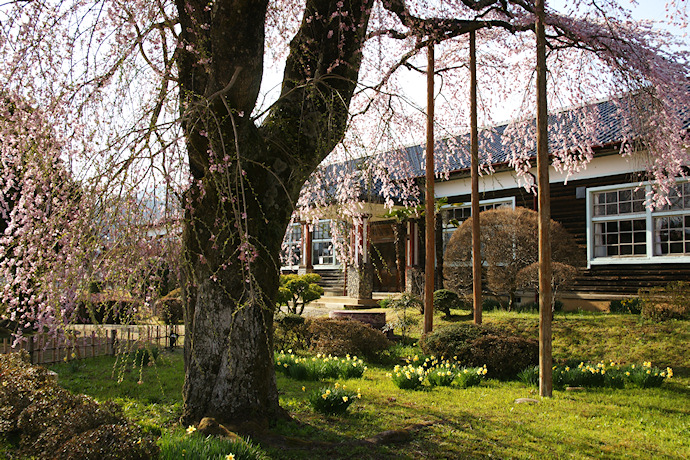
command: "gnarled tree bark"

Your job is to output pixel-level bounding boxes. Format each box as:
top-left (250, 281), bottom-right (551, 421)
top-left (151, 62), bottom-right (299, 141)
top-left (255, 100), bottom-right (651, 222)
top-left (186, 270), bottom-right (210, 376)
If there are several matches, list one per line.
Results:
top-left (176, 0), bottom-right (370, 425)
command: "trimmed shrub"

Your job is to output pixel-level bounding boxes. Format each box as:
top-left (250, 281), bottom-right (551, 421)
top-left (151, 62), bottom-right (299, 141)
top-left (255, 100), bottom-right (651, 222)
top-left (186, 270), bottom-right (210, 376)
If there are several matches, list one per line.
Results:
top-left (420, 323), bottom-right (538, 380)
top-left (468, 335), bottom-right (538, 380)
top-left (274, 313), bottom-right (310, 352)
top-left (419, 323), bottom-right (499, 363)
top-left (307, 318), bottom-right (391, 360)
top-left (639, 281), bottom-right (690, 321)
top-left (0, 352), bottom-right (158, 459)
top-left (157, 288), bottom-right (184, 325)
top-left (433, 289), bottom-right (467, 317)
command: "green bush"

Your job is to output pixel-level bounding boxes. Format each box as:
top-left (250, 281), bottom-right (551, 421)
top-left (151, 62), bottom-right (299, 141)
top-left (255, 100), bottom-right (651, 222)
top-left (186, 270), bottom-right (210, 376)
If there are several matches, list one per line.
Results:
top-left (307, 318), bottom-right (391, 360)
top-left (419, 323), bottom-right (499, 362)
top-left (307, 384), bottom-right (359, 415)
top-left (608, 297), bottom-right (642, 314)
top-left (468, 335), bottom-right (538, 380)
top-left (273, 314), bottom-right (310, 351)
top-left (639, 281), bottom-right (690, 321)
top-left (433, 289), bottom-right (466, 317)
top-left (277, 273), bottom-right (324, 315)
top-left (0, 352), bottom-right (158, 459)
top-left (157, 288), bottom-right (184, 325)
top-left (420, 323), bottom-right (537, 380)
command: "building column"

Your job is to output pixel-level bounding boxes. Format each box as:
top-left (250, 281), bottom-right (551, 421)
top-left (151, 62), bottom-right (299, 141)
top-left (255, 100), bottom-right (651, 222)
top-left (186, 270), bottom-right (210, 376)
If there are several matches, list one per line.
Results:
top-left (347, 214), bottom-right (373, 299)
top-left (297, 221), bottom-right (313, 275)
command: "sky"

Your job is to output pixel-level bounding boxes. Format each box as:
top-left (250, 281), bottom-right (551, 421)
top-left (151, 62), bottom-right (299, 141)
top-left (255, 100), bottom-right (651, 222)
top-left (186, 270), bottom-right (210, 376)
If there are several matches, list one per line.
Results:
top-left (259, 0), bottom-right (688, 132)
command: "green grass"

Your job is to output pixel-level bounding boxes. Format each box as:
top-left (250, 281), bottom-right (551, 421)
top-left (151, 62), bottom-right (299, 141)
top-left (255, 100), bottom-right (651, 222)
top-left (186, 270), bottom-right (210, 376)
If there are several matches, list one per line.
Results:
top-left (5, 312), bottom-right (685, 459)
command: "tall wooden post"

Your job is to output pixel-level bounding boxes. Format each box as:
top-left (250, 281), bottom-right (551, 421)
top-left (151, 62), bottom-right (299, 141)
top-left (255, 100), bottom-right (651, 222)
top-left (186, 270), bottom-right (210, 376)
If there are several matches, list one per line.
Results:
top-left (469, 30), bottom-right (482, 325)
top-left (424, 42), bottom-right (435, 334)
top-left (536, 0), bottom-right (553, 397)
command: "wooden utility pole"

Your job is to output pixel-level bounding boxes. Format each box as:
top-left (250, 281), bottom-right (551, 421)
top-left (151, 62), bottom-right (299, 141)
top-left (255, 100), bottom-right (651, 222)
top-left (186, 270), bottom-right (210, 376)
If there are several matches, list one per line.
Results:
top-left (424, 42), bottom-right (435, 334)
top-left (469, 30), bottom-right (482, 325)
top-left (536, 0), bottom-right (553, 397)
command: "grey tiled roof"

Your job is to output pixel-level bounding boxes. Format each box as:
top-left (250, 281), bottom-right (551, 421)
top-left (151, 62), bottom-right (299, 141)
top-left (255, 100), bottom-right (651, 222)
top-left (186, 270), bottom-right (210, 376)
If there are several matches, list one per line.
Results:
top-left (305, 95), bottom-right (689, 203)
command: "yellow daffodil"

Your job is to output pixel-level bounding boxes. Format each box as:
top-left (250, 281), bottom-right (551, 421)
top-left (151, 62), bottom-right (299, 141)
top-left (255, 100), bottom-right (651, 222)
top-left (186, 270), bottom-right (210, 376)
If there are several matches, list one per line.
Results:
top-left (186, 426), bottom-right (197, 434)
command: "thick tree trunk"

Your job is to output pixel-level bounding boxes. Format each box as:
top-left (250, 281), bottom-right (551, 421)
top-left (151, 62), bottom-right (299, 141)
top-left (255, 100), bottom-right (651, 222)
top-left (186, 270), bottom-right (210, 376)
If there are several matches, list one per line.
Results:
top-left (175, 0), bottom-right (371, 425)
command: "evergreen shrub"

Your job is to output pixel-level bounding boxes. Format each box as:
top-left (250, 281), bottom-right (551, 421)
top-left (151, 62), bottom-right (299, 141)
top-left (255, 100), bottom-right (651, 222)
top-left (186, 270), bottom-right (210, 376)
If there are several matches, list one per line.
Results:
top-left (307, 318), bottom-right (391, 360)
top-left (420, 323), bottom-right (538, 379)
top-left (433, 289), bottom-right (467, 317)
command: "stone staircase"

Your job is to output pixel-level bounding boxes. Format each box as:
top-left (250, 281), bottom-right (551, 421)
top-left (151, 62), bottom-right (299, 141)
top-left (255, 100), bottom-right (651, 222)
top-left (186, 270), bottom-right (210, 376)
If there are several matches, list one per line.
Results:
top-left (316, 268), bottom-right (346, 296)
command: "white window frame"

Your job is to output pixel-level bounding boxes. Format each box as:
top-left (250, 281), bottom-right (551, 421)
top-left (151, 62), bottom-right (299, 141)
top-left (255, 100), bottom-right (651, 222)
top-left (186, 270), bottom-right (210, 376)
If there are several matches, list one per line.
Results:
top-left (280, 222), bottom-right (302, 271)
top-left (311, 219), bottom-right (340, 268)
top-left (586, 180), bottom-right (690, 267)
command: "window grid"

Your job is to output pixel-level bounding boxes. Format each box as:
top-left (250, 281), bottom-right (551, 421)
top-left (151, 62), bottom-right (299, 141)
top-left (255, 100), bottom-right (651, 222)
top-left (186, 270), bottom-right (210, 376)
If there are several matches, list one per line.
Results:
top-left (593, 187), bottom-right (645, 217)
top-left (590, 181), bottom-right (690, 262)
top-left (312, 220), bottom-right (336, 265)
top-left (281, 223), bottom-right (302, 267)
top-left (654, 215), bottom-right (690, 256)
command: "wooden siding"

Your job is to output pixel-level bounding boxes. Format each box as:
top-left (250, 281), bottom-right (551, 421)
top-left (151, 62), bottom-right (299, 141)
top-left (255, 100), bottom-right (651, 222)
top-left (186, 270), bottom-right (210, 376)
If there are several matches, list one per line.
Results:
top-left (442, 171), bottom-right (686, 297)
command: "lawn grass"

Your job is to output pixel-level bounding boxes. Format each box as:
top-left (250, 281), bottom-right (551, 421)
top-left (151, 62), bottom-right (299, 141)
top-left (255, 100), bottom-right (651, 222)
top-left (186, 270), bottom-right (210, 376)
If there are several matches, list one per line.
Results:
top-left (9, 311), bottom-right (688, 459)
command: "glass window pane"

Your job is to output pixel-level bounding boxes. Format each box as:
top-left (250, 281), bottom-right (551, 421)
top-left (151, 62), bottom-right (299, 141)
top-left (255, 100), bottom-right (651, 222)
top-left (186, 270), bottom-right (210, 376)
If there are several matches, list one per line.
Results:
top-left (670, 242), bottom-right (683, 253)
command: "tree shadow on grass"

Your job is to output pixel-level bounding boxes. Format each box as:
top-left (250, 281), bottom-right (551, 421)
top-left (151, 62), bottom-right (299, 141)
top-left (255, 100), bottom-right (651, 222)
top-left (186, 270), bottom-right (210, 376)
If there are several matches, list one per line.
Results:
top-left (252, 398), bottom-right (506, 460)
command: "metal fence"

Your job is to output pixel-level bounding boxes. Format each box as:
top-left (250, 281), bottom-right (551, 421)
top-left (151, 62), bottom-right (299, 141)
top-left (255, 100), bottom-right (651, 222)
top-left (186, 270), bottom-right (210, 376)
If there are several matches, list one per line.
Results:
top-left (0, 324), bottom-right (184, 365)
